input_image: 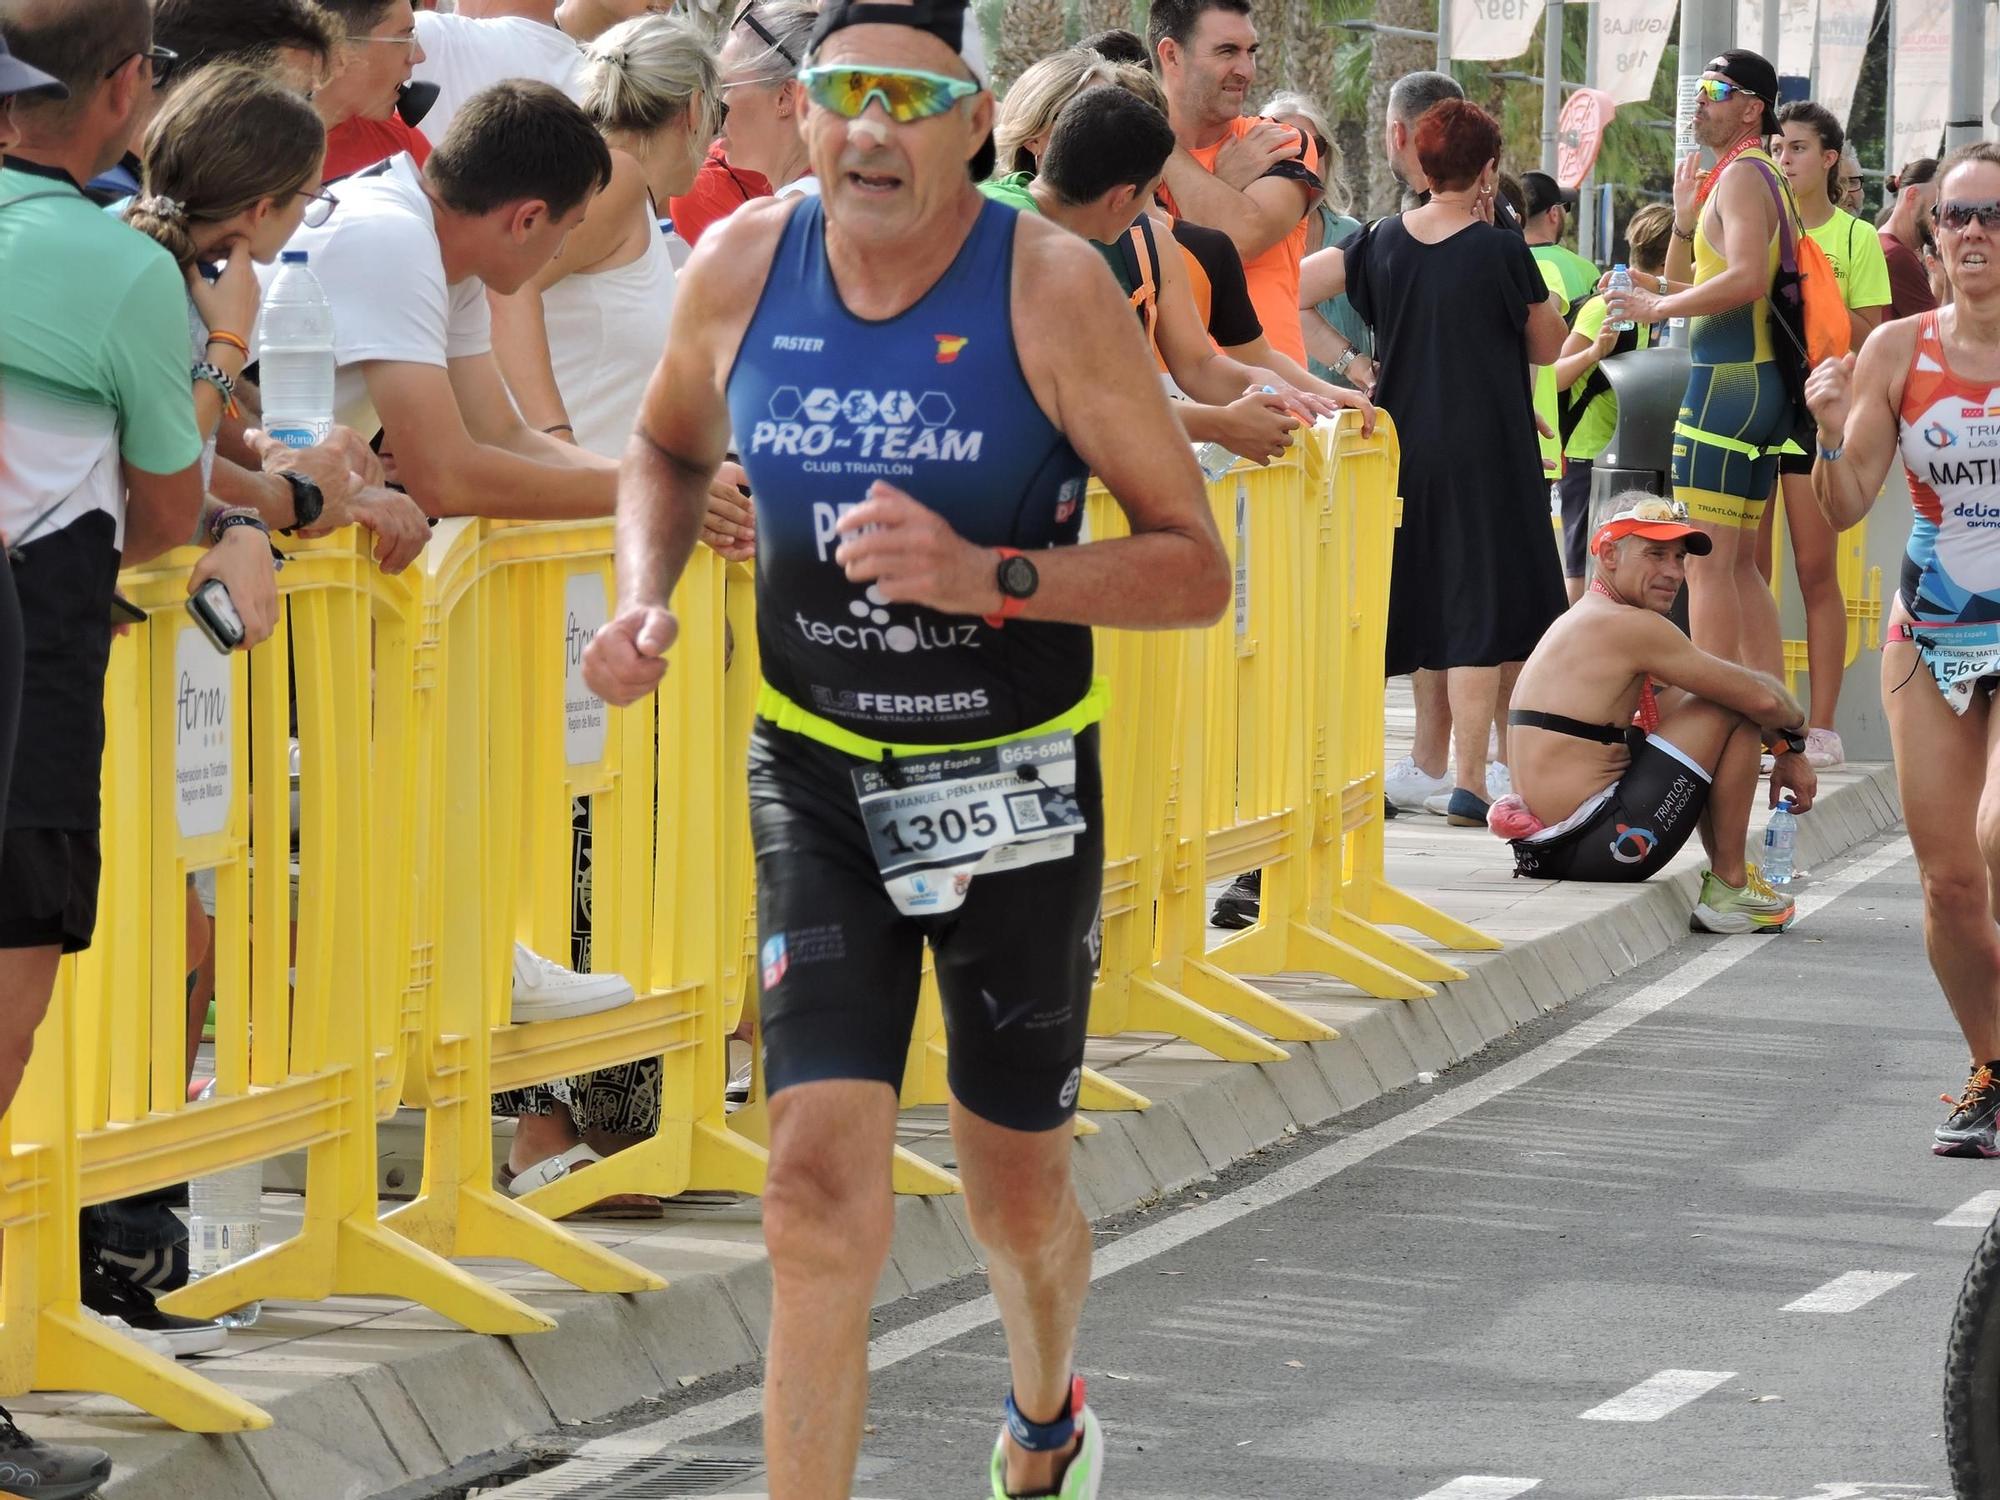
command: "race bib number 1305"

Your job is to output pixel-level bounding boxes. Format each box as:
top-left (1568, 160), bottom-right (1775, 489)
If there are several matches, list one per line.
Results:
top-left (850, 731), bottom-right (1087, 915)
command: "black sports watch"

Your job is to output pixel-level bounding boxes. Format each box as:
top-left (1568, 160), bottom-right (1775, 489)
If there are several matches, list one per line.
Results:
top-left (986, 547), bottom-right (1038, 627)
top-left (278, 468), bottom-right (323, 535)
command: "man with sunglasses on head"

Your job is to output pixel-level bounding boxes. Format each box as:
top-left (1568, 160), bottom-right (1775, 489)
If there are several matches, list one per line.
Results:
top-left (1806, 143), bottom-right (2000, 1155)
top-left (585, 2), bottom-right (1228, 1495)
top-left (1502, 496), bottom-right (1809, 932)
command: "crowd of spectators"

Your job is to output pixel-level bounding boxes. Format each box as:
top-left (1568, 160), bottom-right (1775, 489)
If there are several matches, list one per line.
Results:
top-left (0, 0), bottom-right (1963, 1481)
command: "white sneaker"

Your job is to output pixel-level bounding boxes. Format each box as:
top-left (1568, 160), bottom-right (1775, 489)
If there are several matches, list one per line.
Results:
top-left (510, 943), bottom-right (635, 1023)
top-left (1384, 755), bottom-right (1451, 812)
top-left (83, 1307), bottom-right (175, 1360)
top-left (1486, 762), bottom-right (1512, 801)
top-left (1804, 727), bottom-right (1844, 769)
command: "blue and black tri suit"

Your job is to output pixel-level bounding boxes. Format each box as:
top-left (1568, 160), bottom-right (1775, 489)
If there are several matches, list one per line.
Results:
top-left (727, 194), bottom-right (1102, 1131)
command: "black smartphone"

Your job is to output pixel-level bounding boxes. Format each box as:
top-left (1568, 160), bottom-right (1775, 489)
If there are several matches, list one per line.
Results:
top-left (186, 578), bottom-right (245, 653)
top-left (109, 591), bottom-right (146, 628)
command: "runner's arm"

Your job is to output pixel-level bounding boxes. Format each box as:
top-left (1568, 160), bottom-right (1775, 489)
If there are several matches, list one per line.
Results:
top-left (1808, 319), bottom-right (1911, 532)
top-left (844, 221), bottom-right (1226, 630)
top-left (1153, 235), bottom-right (1276, 406)
top-left (1161, 155), bottom-right (1311, 261)
top-left (1647, 164), bottom-right (1774, 321)
top-left (1634, 612), bottom-right (1804, 728)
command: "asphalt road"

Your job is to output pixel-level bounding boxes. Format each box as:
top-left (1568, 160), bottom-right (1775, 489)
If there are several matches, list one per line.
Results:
top-left (481, 829), bottom-right (1987, 1500)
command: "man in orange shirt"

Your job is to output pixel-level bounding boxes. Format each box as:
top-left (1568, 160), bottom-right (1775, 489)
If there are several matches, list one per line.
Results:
top-left (1148, 0), bottom-right (1319, 364)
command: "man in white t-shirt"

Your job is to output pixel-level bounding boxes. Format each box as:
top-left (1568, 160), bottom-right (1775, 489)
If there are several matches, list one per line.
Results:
top-left (412, 0), bottom-right (587, 142)
top-left (263, 80), bottom-right (620, 519)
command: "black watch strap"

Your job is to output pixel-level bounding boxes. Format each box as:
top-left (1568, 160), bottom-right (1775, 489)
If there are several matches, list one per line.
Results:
top-left (278, 468), bottom-right (323, 535)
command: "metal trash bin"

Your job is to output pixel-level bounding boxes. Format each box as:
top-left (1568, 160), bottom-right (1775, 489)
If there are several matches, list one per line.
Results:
top-left (1583, 342), bottom-right (1692, 629)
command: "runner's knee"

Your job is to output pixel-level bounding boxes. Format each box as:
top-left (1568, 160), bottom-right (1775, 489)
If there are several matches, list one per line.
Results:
top-left (964, 1170), bottom-right (1084, 1266)
top-left (763, 1140), bottom-right (894, 1281)
top-left (1919, 861), bottom-right (1994, 935)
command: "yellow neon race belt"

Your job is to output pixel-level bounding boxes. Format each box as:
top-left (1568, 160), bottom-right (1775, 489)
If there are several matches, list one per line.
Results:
top-left (755, 675), bottom-right (1110, 762)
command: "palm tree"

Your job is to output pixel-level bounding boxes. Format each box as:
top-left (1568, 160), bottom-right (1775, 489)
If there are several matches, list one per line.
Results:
top-left (991, 0), bottom-right (1068, 91)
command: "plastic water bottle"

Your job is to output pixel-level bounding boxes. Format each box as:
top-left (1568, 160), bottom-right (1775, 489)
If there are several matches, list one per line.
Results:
top-left (1761, 798), bottom-right (1799, 885)
top-left (187, 1080), bottom-right (262, 1328)
top-left (1607, 263), bottom-right (1636, 332)
top-left (1194, 385), bottom-right (1282, 482)
top-left (258, 250), bottom-right (335, 450)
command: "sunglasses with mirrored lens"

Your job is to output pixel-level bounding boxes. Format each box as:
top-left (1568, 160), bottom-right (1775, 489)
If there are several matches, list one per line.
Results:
top-left (1695, 77), bottom-right (1755, 103)
top-left (1627, 498), bottom-right (1692, 524)
top-left (1938, 199), bottom-right (2000, 232)
top-left (798, 65), bottom-right (978, 123)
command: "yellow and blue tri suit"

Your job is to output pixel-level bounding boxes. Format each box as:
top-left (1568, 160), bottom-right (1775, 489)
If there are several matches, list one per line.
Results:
top-left (1670, 148), bottom-right (1798, 530)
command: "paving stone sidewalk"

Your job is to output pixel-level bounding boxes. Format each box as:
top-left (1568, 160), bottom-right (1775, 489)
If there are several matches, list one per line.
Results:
top-left (20, 686), bottom-right (1902, 1500)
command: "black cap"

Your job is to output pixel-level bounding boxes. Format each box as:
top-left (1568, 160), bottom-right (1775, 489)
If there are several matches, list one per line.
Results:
top-left (1705, 49), bottom-right (1780, 136)
top-left (1522, 170), bottom-right (1575, 217)
top-left (0, 33), bottom-right (67, 101)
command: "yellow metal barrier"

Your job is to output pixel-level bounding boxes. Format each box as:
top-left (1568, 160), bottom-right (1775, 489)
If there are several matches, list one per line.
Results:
top-left (8, 412), bottom-right (1503, 1430)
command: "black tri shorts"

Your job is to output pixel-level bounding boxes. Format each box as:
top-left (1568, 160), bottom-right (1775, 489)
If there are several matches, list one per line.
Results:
top-left (747, 720), bottom-right (1104, 1134)
top-left (1509, 735), bottom-right (1711, 882)
top-left (0, 826), bottom-right (104, 953)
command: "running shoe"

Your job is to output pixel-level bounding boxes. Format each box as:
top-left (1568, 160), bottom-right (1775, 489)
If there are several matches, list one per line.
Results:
top-left (1688, 866), bottom-right (1796, 934)
top-left (989, 1397), bottom-right (1103, 1499)
top-left (1936, 1064), bottom-right (2000, 1158)
top-left (1209, 870), bottom-right (1260, 930)
top-left (0, 1408), bottom-right (110, 1500)
top-left (510, 943), bottom-right (635, 1023)
top-left (1804, 727), bottom-right (1845, 769)
top-left (1485, 761), bottom-right (1513, 802)
top-left (1423, 787), bottom-right (1492, 826)
top-left (1384, 755), bottom-right (1450, 813)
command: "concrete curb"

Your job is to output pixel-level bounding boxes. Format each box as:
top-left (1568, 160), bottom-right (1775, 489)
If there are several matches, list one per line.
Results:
top-left (85, 764), bottom-right (1903, 1500)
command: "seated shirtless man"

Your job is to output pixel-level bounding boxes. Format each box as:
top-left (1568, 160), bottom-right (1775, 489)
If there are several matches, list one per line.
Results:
top-left (1505, 495), bottom-right (1819, 934)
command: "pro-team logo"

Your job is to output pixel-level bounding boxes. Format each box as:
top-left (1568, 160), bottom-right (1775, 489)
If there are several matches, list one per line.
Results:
top-left (761, 933), bottom-right (789, 990)
top-left (750, 385), bottom-right (979, 473)
top-left (1609, 823), bottom-right (1657, 865)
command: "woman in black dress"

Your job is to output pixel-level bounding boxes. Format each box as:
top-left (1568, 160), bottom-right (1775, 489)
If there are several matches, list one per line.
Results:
top-left (1297, 99), bottom-right (1568, 824)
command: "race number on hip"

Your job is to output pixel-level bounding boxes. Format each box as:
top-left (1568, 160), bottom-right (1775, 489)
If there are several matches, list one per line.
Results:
top-left (850, 730), bottom-right (1087, 916)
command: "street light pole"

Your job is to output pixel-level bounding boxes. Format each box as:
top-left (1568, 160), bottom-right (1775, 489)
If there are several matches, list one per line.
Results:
top-left (1948, 0), bottom-right (1984, 148)
top-left (1580, 0), bottom-right (1599, 263)
top-left (1437, 0), bottom-right (1453, 70)
top-left (1541, 0), bottom-right (1564, 174)
top-left (1761, 0), bottom-right (1780, 65)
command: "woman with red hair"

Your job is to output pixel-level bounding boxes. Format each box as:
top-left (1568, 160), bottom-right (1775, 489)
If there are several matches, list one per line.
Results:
top-left (1298, 98), bottom-right (1569, 824)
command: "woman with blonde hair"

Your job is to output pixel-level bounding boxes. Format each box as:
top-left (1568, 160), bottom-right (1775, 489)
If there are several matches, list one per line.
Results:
top-left (490, 10), bottom-right (719, 459)
top-left (1263, 89), bottom-right (1373, 391)
top-left (984, 46), bottom-right (1117, 209)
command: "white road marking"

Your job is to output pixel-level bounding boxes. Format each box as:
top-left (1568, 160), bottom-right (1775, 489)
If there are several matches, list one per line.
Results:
top-left (1936, 1190), bottom-right (2000, 1228)
top-left (1781, 1270), bottom-right (1915, 1313)
top-left (1578, 1368), bottom-right (1737, 1422)
top-left (582, 837), bottom-right (1913, 1455)
top-left (1410, 1480), bottom-right (1542, 1500)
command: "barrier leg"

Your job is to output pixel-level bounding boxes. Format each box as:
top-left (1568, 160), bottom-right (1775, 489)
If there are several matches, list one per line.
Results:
top-left (1319, 902), bottom-right (1469, 982)
top-left (1360, 878), bottom-right (1504, 955)
top-left (1177, 959), bottom-right (1340, 1042)
top-left (33, 1304), bottom-right (270, 1433)
top-left (386, 1186), bottom-right (665, 1295)
top-left (163, 1140), bottom-right (555, 1336)
top-left (1281, 919), bottom-right (1435, 1000)
top-left (1123, 977), bottom-right (1289, 1062)
top-left (1076, 1070), bottom-right (1149, 1112)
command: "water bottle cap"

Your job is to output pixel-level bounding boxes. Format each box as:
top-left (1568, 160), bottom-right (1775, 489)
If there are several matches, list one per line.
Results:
top-left (281, 249), bottom-right (309, 264)
top-left (1778, 798), bottom-right (1794, 812)
top-left (1613, 262), bottom-right (1627, 272)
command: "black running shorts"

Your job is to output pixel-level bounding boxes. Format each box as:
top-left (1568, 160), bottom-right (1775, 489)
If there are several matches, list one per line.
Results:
top-left (0, 826), bottom-right (103, 953)
top-left (1510, 735), bottom-right (1710, 882)
top-left (747, 721), bottom-right (1104, 1134)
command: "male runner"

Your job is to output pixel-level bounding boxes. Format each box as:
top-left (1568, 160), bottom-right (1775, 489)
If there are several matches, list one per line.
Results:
top-left (1505, 497), bottom-right (1813, 929)
top-left (1605, 49), bottom-right (1795, 679)
top-left (582, 2), bottom-right (1229, 1496)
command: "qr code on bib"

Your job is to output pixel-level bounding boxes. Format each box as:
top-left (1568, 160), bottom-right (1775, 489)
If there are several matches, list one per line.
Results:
top-left (1007, 791), bottom-right (1048, 831)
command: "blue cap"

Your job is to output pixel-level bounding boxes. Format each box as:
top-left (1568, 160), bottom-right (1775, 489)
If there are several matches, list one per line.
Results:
top-left (281, 249), bottom-right (309, 264)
